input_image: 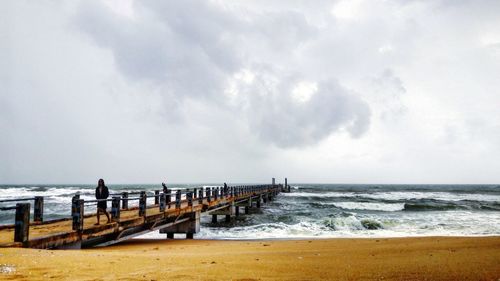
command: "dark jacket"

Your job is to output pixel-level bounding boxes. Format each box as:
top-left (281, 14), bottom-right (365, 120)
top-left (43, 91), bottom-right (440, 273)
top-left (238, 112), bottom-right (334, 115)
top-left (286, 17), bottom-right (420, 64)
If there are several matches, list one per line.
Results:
top-left (96, 185), bottom-right (109, 210)
top-left (95, 186), bottom-right (109, 199)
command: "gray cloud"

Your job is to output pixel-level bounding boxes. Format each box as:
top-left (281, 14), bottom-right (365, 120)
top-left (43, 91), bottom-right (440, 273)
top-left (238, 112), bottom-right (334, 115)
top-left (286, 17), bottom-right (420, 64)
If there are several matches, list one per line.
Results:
top-left (2, 0), bottom-right (499, 184)
top-left (73, 0), bottom-right (369, 147)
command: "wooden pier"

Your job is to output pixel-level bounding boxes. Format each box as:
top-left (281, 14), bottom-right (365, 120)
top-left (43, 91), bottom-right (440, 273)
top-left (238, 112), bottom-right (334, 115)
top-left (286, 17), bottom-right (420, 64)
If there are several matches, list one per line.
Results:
top-left (0, 179), bottom-right (290, 249)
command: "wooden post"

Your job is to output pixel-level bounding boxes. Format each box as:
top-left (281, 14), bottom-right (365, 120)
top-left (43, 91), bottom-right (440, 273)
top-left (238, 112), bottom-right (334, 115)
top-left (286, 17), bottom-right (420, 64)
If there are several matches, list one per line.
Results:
top-left (14, 203), bottom-right (30, 243)
top-left (34, 196), bottom-right (44, 223)
top-left (175, 190), bottom-right (181, 209)
top-left (159, 193), bottom-right (166, 212)
top-left (72, 198), bottom-right (84, 231)
top-left (198, 188), bottom-right (203, 204)
top-left (193, 188), bottom-right (197, 199)
top-left (154, 190), bottom-right (160, 205)
top-left (139, 191), bottom-right (147, 217)
top-left (71, 194), bottom-right (80, 216)
top-left (225, 215), bottom-right (231, 223)
top-left (166, 190), bottom-right (171, 209)
top-left (212, 214), bottom-right (217, 223)
top-left (167, 233), bottom-right (174, 239)
top-left (257, 195), bottom-right (261, 208)
top-left (111, 197), bottom-right (120, 221)
top-left (206, 188), bottom-right (211, 202)
top-left (214, 187), bottom-right (218, 200)
top-left (121, 192), bottom-right (128, 209)
top-left (187, 191), bottom-right (193, 207)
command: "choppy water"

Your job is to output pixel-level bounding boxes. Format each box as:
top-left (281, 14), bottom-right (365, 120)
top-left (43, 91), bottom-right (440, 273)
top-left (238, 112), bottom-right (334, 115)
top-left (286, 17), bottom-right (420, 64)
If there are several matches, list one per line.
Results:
top-left (1, 184), bottom-right (499, 239)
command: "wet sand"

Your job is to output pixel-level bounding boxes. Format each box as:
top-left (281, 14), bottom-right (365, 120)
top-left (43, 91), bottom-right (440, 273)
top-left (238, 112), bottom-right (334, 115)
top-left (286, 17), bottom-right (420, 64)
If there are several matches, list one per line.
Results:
top-left (0, 236), bottom-right (499, 280)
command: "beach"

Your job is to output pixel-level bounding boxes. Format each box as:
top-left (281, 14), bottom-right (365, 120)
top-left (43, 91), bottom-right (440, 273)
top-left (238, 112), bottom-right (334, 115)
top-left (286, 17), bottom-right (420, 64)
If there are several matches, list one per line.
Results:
top-left (0, 236), bottom-right (499, 280)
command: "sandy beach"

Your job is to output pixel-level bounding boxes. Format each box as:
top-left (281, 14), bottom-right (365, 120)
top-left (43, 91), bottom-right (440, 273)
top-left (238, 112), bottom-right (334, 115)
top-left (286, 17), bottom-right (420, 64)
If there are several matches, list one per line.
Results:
top-left (0, 236), bottom-right (498, 280)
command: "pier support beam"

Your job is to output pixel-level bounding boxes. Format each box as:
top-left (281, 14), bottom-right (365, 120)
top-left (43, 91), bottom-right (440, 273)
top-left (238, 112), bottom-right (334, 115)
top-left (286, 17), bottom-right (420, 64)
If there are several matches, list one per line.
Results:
top-left (160, 211), bottom-right (201, 239)
top-left (212, 214), bottom-right (217, 223)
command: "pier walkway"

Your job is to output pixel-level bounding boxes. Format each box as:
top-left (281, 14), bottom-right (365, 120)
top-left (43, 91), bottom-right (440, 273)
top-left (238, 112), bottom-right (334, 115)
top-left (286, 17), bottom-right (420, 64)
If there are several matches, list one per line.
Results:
top-left (0, 179), bottom-right (291, 249)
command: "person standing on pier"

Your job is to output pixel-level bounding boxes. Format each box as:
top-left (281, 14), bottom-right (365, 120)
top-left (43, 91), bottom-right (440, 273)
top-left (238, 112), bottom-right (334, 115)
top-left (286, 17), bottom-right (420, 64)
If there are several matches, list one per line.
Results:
top-left (95, 178), bottom-right (111, 225)
top-left (162, 181), bottom-right (168, 193)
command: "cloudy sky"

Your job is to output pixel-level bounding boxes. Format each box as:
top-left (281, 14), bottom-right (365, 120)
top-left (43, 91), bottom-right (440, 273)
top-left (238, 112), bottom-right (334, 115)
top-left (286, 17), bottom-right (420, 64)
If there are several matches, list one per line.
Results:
top-left (1, 0), bottom-right (499, 184)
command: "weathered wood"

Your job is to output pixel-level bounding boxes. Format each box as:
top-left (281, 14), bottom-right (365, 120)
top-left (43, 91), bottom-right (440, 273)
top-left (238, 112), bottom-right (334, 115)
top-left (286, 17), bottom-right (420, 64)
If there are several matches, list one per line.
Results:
top-left (159, 192), bottom-right (166, 212)
top-left (166, 190), bottom-right (171, 208)
top-left (72, 198), bottom-right (84, 231)
top-left (111, 197), bottom-right (121, 221)
top-left (121, 192), bottom-right (128, 209)
top-left (175, 190), bottom-right (181, 209)
top-left (206, 188), bottom-right (211, 202)
top-left (187, 191), bottom-right (193, 207)
top-left (154, 190), bottom-right (160, 205)
top-left (14, 203), bottom-right (30, 243)
top-left (34, 196), bottom-right (44, 223)
top-left (198, 188), bottom-right (203, 204)
top-left (139, 191), bottom-right (147, 217)
top-left (212, 214), bottom-right (217, 223)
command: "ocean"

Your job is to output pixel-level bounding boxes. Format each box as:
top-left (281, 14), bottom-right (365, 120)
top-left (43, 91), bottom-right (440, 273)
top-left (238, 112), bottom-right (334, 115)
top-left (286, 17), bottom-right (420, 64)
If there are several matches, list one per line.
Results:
top-left (1, 184), bottom-right (499, 239)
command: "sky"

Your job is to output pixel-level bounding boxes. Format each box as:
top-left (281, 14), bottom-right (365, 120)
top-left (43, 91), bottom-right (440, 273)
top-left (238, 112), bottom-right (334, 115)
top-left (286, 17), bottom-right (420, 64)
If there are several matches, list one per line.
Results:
top-left (1, 0), bottom-right (499, 184)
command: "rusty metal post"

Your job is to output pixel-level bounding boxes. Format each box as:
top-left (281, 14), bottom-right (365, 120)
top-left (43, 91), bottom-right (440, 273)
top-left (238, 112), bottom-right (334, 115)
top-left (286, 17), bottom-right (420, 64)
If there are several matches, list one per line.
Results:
top-left (14, 203), bottom-right (30, 243)
top-left (154, 190), bottom-right (160, 205)
top-left (175, 190), bottom-right (181, 209)
top-left (139, 191), bottom-right (147, 217)
top-left (34, 196), bottom-right (44, 223)
top-left (72, 198), bottom-right (84, 231)
top-left (111, 196), bottom-right (120, 221)
top-left (121, 192), bottom-right (128, 209)
top-left (159, 192), bottom-right (166, 212)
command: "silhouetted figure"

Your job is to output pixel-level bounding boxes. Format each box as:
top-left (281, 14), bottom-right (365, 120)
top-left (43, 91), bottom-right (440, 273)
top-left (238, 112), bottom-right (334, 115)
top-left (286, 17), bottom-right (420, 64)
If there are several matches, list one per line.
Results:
top-left (224, 182), bottom-right (228, 194)
top-left (162, 182), bottom-right (168, 193)
top-left (95, 178), bottom-right (110, 225)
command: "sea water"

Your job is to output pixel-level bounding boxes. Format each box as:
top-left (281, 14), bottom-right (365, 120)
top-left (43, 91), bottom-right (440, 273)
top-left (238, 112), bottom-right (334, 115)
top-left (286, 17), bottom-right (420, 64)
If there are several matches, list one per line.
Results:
top-left (0, 184), bottom-right (499, 239)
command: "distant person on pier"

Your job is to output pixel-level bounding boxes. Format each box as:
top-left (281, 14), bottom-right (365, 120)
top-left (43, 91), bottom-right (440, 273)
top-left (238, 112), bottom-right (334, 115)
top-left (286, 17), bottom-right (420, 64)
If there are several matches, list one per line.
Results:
top-left (95, 178), bottom-right (110, 225)
top-left (162, 182), bottom-right (168, 193)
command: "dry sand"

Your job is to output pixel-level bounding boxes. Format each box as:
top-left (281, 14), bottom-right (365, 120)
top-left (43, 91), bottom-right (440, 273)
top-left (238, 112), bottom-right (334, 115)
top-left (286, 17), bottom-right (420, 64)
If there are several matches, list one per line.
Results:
top-left (0, 236), bottom-right (499, 280)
